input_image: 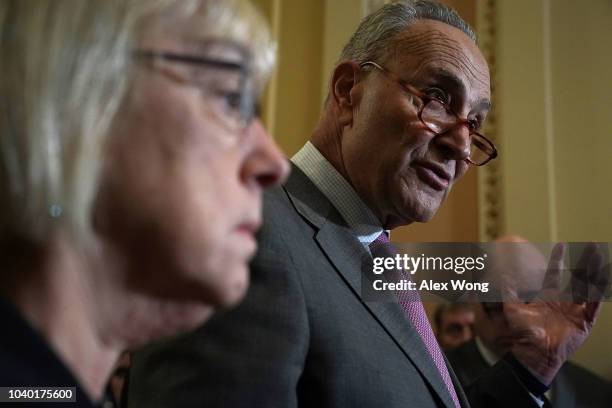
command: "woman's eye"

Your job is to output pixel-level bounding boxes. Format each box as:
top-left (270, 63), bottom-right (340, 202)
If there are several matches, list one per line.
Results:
top-left (215, 90), bottom-right (243, 112)
top-left (425, 87), bottom-right (449, 103)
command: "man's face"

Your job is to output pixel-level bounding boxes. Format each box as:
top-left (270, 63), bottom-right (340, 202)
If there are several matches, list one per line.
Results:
top-left (473, 303), bottom-right (512, 357)
top-left (93, 34), bottom-right (288, 341)
top-left (437, 308), bottom-right (475, 351)
top-left (342, 20), bottom-right (491, 228)
top-left (474, 242), bottom-right (549, 356)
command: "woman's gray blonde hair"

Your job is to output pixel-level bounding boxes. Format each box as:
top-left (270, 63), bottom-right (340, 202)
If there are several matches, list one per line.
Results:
top-left (0, 0), bottom-right (275, 246)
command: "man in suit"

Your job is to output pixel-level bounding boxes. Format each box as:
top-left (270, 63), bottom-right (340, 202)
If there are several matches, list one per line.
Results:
top-left (447, 236), bottom-right (612, 407)
top-left (448, 336), bottom-right (611, 408)
top-left (128, 2), bottom-right (607, 407)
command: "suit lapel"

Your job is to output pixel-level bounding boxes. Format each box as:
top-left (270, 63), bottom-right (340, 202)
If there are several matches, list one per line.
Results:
top-left (464, 339), bottom-right (496, 385)
top-left (551, 368), bottom-right (575, 408)
top-left (284, 166), bottom-right (457, 408)
top-left (445, 353), bottom-right (471, 408)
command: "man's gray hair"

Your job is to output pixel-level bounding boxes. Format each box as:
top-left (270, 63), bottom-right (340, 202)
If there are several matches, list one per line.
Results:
top-left (339, 0), bottom-right (476, 64)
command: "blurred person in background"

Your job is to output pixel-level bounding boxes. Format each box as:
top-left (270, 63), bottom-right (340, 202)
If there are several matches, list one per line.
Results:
top-left (447, 235), bottom-right (612, 407)
top-left (434, 303), bottom-right (475, 352)
top-left (0, 0), bottom-right (287, 407)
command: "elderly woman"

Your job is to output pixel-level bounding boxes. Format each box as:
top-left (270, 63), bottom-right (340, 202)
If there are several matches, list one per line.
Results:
top-left (0, 0), bottom-right (288, 406)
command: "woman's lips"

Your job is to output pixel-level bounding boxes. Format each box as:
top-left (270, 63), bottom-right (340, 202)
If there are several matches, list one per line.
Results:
top-left (235, 220), bottom-right (261, 240)
top-left (234, 222), bottom-right (260, 257)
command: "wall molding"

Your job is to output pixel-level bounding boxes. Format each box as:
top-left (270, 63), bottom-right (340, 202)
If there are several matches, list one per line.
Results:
top-left (476, 0), bottom-right (503, 241)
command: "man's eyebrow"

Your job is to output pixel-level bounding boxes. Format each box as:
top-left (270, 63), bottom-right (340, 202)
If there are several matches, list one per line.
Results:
top-left (475, 99), bottom-right (491, 112)
top-left (427, 68), bottom-right (491, 112)
top-left (427, 68), bottom-right (466, 96)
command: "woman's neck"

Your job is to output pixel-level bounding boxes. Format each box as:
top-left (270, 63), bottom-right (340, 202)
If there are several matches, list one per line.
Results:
top-left (3, 236), bottom-right (120, 401)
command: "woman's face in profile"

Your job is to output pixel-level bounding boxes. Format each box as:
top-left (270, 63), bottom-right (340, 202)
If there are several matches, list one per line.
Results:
top-left (92, 33), bottom-right (288, 337)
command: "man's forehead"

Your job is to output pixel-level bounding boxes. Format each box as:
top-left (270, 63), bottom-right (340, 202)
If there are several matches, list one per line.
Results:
top-left (389, 19), bottom-right (490, 95)
top-left (446, 309), bottom-right (475, 320)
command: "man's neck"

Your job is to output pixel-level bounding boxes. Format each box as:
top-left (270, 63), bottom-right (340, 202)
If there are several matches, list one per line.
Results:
top-left (474, 336), bottom-right (502, 366)
top-left (310, 128), bottom-right (348, 184)
top-left (310, 121), bottom-right (391, 228)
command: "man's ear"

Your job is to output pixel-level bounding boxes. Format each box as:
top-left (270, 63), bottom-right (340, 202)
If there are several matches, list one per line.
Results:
top-left (330, 61), bottom-right (361, 126)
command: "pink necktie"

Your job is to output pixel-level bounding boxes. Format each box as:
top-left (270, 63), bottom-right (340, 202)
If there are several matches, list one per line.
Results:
top-left (370, 233), bottom-right (461, 408)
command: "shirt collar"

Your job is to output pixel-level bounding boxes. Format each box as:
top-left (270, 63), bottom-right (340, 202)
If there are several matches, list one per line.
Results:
top-left (474, 336), bottom-right (501, 366)
top-left (292, 141), bottom-right (384, 246)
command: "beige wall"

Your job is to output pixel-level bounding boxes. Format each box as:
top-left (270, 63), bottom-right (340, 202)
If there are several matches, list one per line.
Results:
top-left (497, 0), bottom-right (612, 242)
top-left (549, 1), bottom-right (612, 243)
top-left (252, 0), bottom-right (325, 156)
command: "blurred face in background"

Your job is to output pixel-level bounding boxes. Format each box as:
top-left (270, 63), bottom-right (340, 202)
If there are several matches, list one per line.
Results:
top-left (473, 240), bottom-right (548, 357)
top-left (437, 307), bottom-right (475, 351)
top-left (93, 2), bottom-right (289, 342)
top-left (473, 302), bottom-right (511, 356)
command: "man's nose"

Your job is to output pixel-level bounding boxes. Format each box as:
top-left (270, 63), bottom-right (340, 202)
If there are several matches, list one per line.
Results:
top-left (460, 325), bottom-right (473, 340)
top-left (434, 121), bottom-right (471, 162)
top-left (242, 119), bottom-right (290, 189)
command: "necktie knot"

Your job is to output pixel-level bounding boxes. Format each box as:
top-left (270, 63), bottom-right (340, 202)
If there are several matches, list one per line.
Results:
top-left (371, 231), bottom-right (390, 246)
top-left (369, 232), bottom-right (396, 258)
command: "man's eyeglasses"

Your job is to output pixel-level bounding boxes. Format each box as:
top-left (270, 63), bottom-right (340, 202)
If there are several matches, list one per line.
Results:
top-left (134, 50), bottom-right (257, 132)
top-left (360, 61), bottom-right (497, 166)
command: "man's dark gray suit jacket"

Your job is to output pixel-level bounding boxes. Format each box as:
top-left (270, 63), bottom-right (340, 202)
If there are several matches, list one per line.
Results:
top-left (447, 339), bottom-right (612, 408)
top-left (128, 166), bottom-right (545, 408)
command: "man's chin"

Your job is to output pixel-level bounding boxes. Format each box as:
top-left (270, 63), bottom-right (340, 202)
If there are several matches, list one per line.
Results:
top-left (386, 206), bottom-right (438, 229)
top-left (392, 190), bottom-right (445, 226)
top-left (415, 194), bottom-right (446, 223)
top-left (404, 204), bottom-right (440, 225)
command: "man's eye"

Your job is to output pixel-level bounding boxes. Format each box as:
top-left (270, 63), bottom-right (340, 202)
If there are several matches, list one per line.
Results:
top-left (424, 87), bottom-right (449, 103)
top-left (468, 119), bottom-right (480, 132)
